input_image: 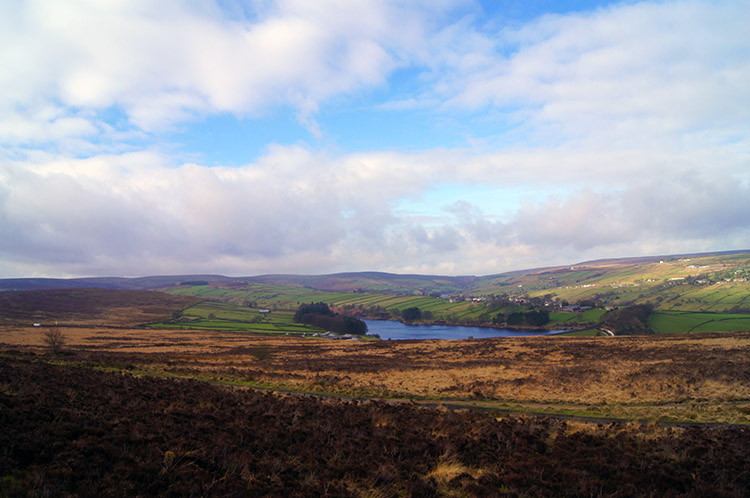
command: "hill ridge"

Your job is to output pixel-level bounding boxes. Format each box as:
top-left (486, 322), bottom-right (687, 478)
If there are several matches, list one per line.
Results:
top-left (2, 250), bottom-right (748, 301)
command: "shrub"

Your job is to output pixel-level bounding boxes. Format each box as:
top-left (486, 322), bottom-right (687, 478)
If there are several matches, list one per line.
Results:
top-left (250, 346), bottom-right (272, 361)
top-left (43, 327), bottom-right (66, 355)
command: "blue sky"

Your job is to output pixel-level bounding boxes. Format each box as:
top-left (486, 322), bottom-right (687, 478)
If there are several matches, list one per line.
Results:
top-left (0, 0), bottom-right (748, 278)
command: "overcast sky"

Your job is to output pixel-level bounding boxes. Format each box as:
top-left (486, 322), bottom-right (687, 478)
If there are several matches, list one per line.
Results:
top-left (1, 0), bottom-right (748, 278)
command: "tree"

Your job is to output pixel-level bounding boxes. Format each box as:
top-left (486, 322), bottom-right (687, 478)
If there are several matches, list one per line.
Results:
top-left (401, 307), bottom-right (422, 322)
top-left (525, 310), bottom-right (550, 326)
top-left (43, 327), bottom-right (66, 355)
top-left (506, 312), bottom-right (524, 326)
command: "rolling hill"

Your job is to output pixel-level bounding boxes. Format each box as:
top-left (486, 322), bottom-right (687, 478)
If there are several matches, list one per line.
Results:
top-left (2, 250), bottom-right (748, 313)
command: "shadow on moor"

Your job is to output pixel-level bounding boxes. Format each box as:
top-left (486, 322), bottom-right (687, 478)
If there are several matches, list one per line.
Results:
top-left (1, 353), bottom-right (749, 497)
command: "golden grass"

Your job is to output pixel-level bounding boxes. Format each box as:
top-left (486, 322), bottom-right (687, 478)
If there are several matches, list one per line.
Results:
top-left (427, 458), bottom-right (478, 484)
top-left (3, 325), bottom-right (749, 423)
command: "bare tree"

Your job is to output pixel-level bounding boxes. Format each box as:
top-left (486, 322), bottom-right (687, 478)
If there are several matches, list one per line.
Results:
top-left (43, 327), bottom-right (66, 355)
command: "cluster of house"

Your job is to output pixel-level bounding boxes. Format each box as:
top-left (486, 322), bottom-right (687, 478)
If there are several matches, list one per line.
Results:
top-left (307, 332), bottom-right (362, 340)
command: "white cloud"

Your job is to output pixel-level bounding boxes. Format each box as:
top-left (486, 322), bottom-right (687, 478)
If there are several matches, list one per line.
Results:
top-left (0, 0), bottom-right (460, 143)
top-left (427, 0), bottom-right (750, 147)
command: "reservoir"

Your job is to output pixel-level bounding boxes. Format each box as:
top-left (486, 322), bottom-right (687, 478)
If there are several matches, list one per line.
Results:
top-left (364, 319), bottom-right (569, 341)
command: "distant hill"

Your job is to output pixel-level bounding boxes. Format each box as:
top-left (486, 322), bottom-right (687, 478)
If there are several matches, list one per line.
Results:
top-left (245, 272), bottom-right (476, 294)
top-left (1, 250), bottom-right (748, 312)
top-left (0, 275), bottom-right (233, 292)
top-left (0, 272), bottom-right (475, 294)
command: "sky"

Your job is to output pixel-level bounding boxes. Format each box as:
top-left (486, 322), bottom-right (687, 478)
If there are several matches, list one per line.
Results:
top-left (1, 0), bottom-right (749, 278)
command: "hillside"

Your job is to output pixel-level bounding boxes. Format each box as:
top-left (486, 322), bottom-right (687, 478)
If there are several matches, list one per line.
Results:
top-left (473, 250), bottom-right (750, 312)
top-left (0, 289), bottom-right (201, 327)
top-left (2, 250), bottom-right (748, 313)
top-left (245, 271), bottom-right (474, 294)
top-left (0, 272), bottom-right (473, 295)
top-left (241, 251), bottom-right (750, 308)
top-left (0, 274), bottom-right (233, 292)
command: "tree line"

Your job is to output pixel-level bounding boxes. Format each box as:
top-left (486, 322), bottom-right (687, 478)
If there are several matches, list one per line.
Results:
top-left (492, 310), bottom-right (550, 327)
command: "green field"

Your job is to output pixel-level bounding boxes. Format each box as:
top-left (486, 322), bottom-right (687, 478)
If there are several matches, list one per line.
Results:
top-left (549, 309), bottom-right (606, 326)
top-left (166, 284), bottom-right (352, 309)
top-left (649, 311), bottom-right (750, 334)
top-left (149, 302), bottom-right (320, 336)
top-left (166, 284), bottom-right (484, 321)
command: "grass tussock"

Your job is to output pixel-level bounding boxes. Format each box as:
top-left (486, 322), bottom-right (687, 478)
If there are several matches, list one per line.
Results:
top-left (427, 456), bottom-right (483, 485)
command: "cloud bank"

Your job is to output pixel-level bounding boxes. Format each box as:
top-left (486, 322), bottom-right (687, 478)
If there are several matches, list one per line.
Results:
top-left (1, 0), bottom-right (748, 277)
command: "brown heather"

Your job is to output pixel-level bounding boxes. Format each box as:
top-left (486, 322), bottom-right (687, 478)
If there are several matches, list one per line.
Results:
top-left (3, 325), bottom-right (750, 424)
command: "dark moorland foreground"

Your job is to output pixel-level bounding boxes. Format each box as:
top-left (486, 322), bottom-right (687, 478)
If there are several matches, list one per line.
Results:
top-left (2, 354), bottom-right (749, 498)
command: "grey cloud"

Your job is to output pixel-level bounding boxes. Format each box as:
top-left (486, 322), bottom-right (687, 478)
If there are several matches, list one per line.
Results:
top-left (0, 149), bottom-right (411, 276)
top-left (2, 153), bottom-right (749, 278)
top-left (447, 177), bottom-right (750, 257)
top-left (404, 224), bottom-right (463, 253)
top-left (622, 176), bottom-right (750, 238)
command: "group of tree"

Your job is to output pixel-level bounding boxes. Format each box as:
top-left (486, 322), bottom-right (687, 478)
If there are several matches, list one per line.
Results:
top-left (293, 302), bottom-right (334, 322)
top-left (293, 302), bottom-right (368, 335)
top-left (598, 304), bottom-right (654, 335)
top-left (398, 307), bottom-right (435, 322)
top-left (493, 310), bottom-right (550, 327)
top-left (179, 280), bottom-right (209, 286)
top-left (401, 307), bottom-right (422, 322)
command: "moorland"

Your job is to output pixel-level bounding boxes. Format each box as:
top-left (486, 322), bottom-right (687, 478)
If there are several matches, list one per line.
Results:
top-left (1, 250), bottom-right (750, 496)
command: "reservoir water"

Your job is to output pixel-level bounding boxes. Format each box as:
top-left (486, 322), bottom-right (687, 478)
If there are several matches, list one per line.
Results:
top-left (364, 319), bottom-right (569, 341)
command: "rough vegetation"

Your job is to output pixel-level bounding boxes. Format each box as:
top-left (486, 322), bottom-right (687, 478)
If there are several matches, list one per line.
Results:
top-left (2, 355), bottom-right (749, 497)
top-left (3, 325), bottom-right (750, 424)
